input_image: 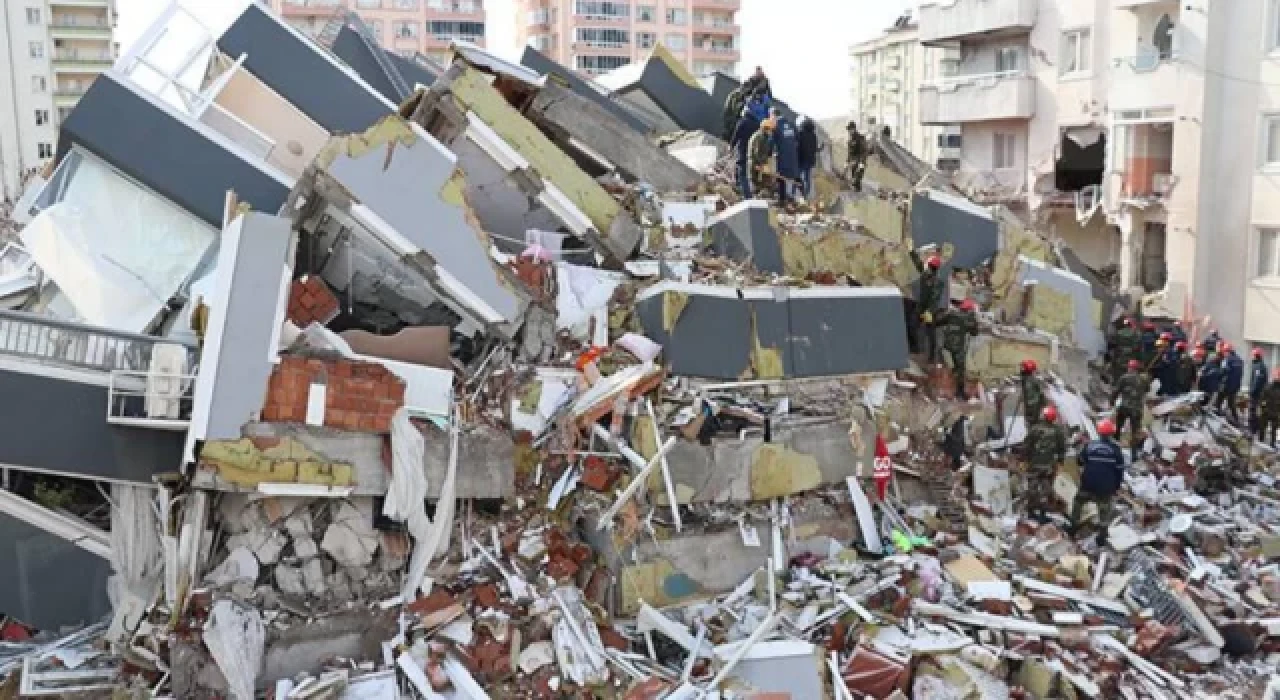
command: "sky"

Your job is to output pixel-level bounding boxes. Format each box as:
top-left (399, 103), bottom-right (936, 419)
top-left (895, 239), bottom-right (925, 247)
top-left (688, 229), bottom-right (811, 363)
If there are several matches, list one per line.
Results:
top-left (116, 0), bottom-right (910, 119)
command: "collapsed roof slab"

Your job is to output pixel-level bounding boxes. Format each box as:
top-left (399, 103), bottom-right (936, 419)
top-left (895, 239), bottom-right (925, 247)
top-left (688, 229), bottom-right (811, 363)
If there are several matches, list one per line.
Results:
top-left (185, 212), bottom-right (295, 465)
top-left (217, 3), bottom-right (395, 135)
top-left (0, 494), bottom-right (111, 630)
top-left (910, 189), bottom-right (999, 270)
top-left (636, 282), bottom-right (910, 380)
top-left (519, 47), bottom-right (650, 134)
top-left (706, 200), bottom-right (784, 273)
top-left (304, 116), bottom-right (530, 338)
top-left (57, 71), bottom-right (290, 229)
top-left (329, 17), bottom-right (440, 105)
top-left (409, 65), bottom-right (643, 263)
top-left (595, 52), bottom-right (723, 136)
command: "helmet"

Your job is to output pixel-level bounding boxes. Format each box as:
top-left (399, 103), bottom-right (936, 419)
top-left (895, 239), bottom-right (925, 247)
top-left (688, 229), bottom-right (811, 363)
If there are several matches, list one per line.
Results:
top-left (1274, 368), bottom-right (1280, 381)
top-left (1174, 320), bottom-right (1183, 328)
top-left (1193, 348), bottom-right (1206, 360)
top-left (1222, 342), bottom-right (1233, 353)
top-left (1128, 359), bottom-right (1141, 371)
top-left (1159, 332), bottom-right (1172, 341)
top-left (1042, 406), bottom-right (1058, 423)
top-left (1097, 419), bottom-right (1116, 437)
top-left (1143, 321), bottom-right (1156, 331)
top-left (1253, 348), bottom-right (1264, 359)
top-left (1020, 359), bottom-right (1038, 374)
top-left (959, 298), bottom-right (976, 312)
top-left (761, 119), bottom-right (776, 132)
top-left (926, 255), bottom-right (942, 269)
top-left (1175, 341), bottom-right (1187, 352)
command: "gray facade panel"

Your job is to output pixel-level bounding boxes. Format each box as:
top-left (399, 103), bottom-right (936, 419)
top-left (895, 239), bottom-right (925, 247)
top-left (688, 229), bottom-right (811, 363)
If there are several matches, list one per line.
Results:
top-left (0, 512), bottom-right (111, 629)
top-left (788, 293), bottom-right (909, 376)
top-left (332, 26), bottom-right (402, 104)
top-left (519, 47), bottom-right (650, 133)
top-left (909, 190), bottom-right (999, 270)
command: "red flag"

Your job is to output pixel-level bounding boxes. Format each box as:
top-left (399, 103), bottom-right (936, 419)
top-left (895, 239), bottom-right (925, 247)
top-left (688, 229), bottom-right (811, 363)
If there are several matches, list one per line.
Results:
top-left (873, 434), bottom-right (892, 501)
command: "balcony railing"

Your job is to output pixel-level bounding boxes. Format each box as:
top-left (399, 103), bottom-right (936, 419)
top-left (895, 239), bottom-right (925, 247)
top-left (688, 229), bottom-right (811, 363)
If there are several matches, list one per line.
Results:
top-left (107, 370), bottom-right (195, 430)
top-left (695, 43), bottom-right (738, 54)
top-left (54, 87), bottom-right (88, 97)
top-left (1109, 52), bottom-right (1179, 111)
top-left (49, 17), bottom-right (111, 29)
top-left (919, 70), bottom-right (1036, 124)
top-left (52, 50), bottom-right (113, 63)
top-left (0, 308), bottom-right (196, 375)
top-left (918, 0), bottom-right (1037, 45)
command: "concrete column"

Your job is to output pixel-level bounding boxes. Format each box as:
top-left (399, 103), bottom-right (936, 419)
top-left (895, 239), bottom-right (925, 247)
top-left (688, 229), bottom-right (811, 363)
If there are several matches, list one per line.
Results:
top-left (1117, 207), bottom-right (1135, 291)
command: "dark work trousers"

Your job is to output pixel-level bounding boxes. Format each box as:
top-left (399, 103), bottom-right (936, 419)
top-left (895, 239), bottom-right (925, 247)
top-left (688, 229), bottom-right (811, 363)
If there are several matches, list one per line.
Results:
top-left (1115, 409), bottom-right (1143, 458)
top-left (1214, 390), bottom-right (1241, 424)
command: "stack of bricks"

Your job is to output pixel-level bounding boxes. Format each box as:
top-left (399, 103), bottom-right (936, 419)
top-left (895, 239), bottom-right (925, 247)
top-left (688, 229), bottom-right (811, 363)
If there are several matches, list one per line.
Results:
top-left (262, 355), bottom-right (405, 434)
top-left (287, 275), bottom-right (341, 327)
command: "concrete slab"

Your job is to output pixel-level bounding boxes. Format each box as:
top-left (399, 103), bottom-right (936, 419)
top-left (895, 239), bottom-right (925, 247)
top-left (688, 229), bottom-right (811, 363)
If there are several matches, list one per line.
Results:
top-left (910, 189), bottom-right (999, 270)
top-left (519, 47), bottom-right (650, 134)
top-left (707, 200), bottom-right (784, 273)
top-left (1017, 256), bottom-right (1106, 358)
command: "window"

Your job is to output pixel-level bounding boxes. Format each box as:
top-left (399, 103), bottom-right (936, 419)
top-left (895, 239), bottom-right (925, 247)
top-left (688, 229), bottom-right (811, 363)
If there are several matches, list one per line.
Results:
top-left (369, 19), bottom-right (384, 38)
top-left (1060, 29), bottom-right (1091, 76)
top-left (528, 8), bottom-right (549, 24)
top-left (576, 28), bottom-right (629, 48)
top-left (1258, 228), bottom-right (1280, 278)
top-left (31, 76), bottom-right (46, 92)
top-left (29, 41), bottom-right (43, 59)
top-left (26, 7), bottom-right (40, 24)
top-left (1269, 0), bottom-right (1280, 52)
top-left (428, 21), bottom-right (484, 39)
top-left (356, 0), bottom-right (381, 7)
top-left (637, 5), bottom-right (656, 22)
top-left (1264, 115), bottom-right (1280, 167)
top-left (993, 132), bottom-right (1017, 169)
top-left (37, 143), bottom-right (53, 159)
top-left (665, 34), bottom-right (687, 50)
top-left (937, 133), bottom-right (962, 148)
top-left (576, 54), bottom-right (630, 74)
top-left (666, 8), bottom-right (687, 25)
top-left (391, 0), bottom-right (418, 8)
top-left (637, 32), bottom-right (655, 49)
top-left (528, 35), bottom-right (552, 51)
top-left (34, 109), bottom-right (48, 126)
top-left (574, 1), bottom-right (629, 19)
top-left (393, 21), bottom-right (418, 38)
top-left (996, 46), bottom-right (1020, 73)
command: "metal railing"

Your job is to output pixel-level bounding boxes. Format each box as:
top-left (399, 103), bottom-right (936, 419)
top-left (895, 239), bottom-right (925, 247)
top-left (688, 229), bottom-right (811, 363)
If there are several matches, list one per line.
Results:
top-left (923, 68), bottom-right (1029, 89)
top-left (107, 370), bottom-right (195, 430)
top-left (0, 308), bottom-right (196, 374)
top-left (53, 88), bottom-right (87, 97)
top-left (52, 49), bottom-right (113, 62)
top-left (50, 16), bottom-right (111, 29)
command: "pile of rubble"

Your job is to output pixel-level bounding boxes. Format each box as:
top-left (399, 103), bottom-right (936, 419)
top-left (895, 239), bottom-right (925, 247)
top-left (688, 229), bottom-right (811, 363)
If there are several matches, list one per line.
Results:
top-left (1, 4), bottom-right (1279, 699)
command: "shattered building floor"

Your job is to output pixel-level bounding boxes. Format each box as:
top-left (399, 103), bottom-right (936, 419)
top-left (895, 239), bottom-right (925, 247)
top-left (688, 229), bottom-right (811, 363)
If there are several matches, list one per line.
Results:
top-left (0, 5), bottom-right (1279, 700)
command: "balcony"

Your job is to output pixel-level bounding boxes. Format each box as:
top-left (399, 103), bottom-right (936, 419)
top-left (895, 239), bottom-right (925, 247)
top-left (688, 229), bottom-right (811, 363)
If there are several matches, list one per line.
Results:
top-left (918, 0), bottom-right (1037, 46)
top-left (280, 0), bottom-right (343, 16)
top-left (51, 50), bottom-right (114, 72)
top-left (48, 0), bottom-right (110, 6)
top-left (49, 16), bottom-right (112, 39)
top-left (1115, 0), bottom-right (1176, 8)
top-left (692, 0), bottom-right (740, 9)
top-left (1109, 53), bottom-right (1178, 111)
top-left (694, 42), bottom-right (739, 58)
top-left (918, 71), bottom-right (1036, 124)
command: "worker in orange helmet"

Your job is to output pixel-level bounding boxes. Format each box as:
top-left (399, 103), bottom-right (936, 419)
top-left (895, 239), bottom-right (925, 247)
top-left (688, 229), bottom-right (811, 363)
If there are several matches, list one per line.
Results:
top-left (1023, 405), bottom-right (1066, 523)
top-left (1070, 418), bottom-right (1128, 542)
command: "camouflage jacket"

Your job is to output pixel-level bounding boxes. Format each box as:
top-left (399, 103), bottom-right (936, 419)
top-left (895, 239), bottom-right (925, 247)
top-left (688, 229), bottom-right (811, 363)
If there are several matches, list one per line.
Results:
top-left (1175, 355), bottom-right (1198, 392)
top-left (1112, 371), bottom-right (1149, 412)
top-left (748, 129), bottom-right (773, 169)
top-left (1021, 374), bottom-right (1047, 417)
top-left (1111, 327), bottom-right (1140, 362)
top-left (909, 257), bottom-right (945, 311)
top-left (1260, 381), bottom-right (1280, 417)
top-left (937, 308), bottom-right (979, 354)
top-left (1025, 421), bottom-right (1067, 467)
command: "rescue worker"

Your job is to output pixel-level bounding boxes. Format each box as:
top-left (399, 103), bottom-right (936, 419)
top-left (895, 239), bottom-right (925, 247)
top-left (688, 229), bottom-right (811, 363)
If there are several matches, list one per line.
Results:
top-left (730, 106), bottom-right (760, 199)
top-left (1198, 349), bottom-right (1223, 407)
top-left (1258, 368), bottom-right (1280, 448)
top-left (743, 66), bottom-right (772, 99)
top-left (909, 249), bottom-right (946, 363)
top-left (1023, 406), bottom-right (1067, 523)
top-left (747, 118), bottom-right (775, 198)
top-left (771, 109), bottom-right (800, 206)
top-left (1216, 343), bottom-right (1244, 424)
top-left (937, 298), bottom-right (980, 400)
top-left (1112, 359), bottom-right (1149, 461)
top-left (1201, 327), bottom-right (1222, 356)
top-left (1152, 332), bottom-right (1176, 396)
top-left (1019, 358), bottom-right (1048, 425)
top-left (846, 121), bottom-right (868, 192)
top-left (796, 116), bottom-right (819, 201)
top-left (942, 415), bottom-right (972, 471)
top-left (721, 86), bottom-right (745, 141)
top-left (1070, 418), bottom-right (1127, 543)
top-left (1140, 321), bottom-right (1159, 366)
top-left (1175, 342), bottom-right (1198, 396)
top-left (1171, 320), bottom-right (1188, 345)
top-left (1110, 318), bottom-right (1141, 383)
top-left (745, 90), bottom-right (771, 122)
top-left (1249, 347), bottom-right (1269, 434)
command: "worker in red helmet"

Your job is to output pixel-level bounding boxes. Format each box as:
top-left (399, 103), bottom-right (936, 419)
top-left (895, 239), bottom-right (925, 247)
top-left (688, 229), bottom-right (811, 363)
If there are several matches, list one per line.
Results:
top-left (909, 245), bottom-right (947, 365)
top-left (1248, 347), bottom-right (1270, 434)
top-left (1214, 342), bottom-right (1244, 424)
top-left (1111, 358), bottom-right (1149, 461)
top-left (1139, 321), bottom-right (1159, 366)
top-left (935, 298), bottom-right (980, 400)
top-left (1017, 358), bottom-right (1047, 424)
top-left (1108, 317), bottom-right (1141, 383)
top-left (1153, 333), bottom-right (1178, 397)
top-left (1258, 368), bottom-right (1280, 447)
top-left (1170, 320), bottom-right (1188, 345)
top-left (1070, 418), bottom-right (1128, 542)
top-left (1023, 404), bottom-right (1067, 523)
top-left (1174, 341), bottom-right (1197, 395)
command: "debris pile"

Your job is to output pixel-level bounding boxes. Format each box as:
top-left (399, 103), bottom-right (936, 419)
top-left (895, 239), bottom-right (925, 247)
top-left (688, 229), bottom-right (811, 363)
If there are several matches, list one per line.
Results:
top-left (0, 5), bottom-right (1278, 699)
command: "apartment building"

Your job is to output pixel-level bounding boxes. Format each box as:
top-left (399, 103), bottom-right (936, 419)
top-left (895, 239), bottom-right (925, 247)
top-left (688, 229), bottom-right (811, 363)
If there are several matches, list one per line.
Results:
top-left (914, 0), bottom-right (1280, 371)
top-left (0, 0), bottom-right (117, 201)
top-left (849, 15), bottom-right (958, 172)
top-left (514, 0), bottom-right (741, 78)
top-left (266, 0), bottom-right (485, 65)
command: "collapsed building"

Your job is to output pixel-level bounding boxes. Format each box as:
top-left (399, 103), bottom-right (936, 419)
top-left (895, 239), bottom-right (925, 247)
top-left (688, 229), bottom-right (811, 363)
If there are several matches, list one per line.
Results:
top-left (0, 4), bottom-right (1278, 700)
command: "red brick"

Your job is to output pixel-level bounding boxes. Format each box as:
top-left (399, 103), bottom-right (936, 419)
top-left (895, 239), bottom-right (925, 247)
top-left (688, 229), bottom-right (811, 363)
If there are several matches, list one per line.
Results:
top-left (262, 406), bottom-right (282, 421)
top-left (389, 383), bottom-right (406, 402)
top-left (597, 624), bottom-right (628, 651)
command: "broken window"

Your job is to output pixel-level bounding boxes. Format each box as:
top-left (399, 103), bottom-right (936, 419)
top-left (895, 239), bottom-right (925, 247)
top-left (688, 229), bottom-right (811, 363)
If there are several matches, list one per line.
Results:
top-left (1054, 128), bottom-right (1104, 192)
top-left (1113, 121), bottom-right (1173, 197)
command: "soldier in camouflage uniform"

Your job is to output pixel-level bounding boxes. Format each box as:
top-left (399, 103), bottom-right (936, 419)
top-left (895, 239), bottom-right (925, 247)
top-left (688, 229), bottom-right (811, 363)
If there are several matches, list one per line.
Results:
top-left (909, 248), bottom-right (947, 364)
top-left (1109, 318), bottom-right (1141, 383)
top-left (1258, 369), bottom-right (1280, 448)
top-left (1111, 359), bottom-right (1150, 461)
top-left (1023, 405), bottom-right (1067, 522)
top-left (936, 298), bottom-right (980, 400)
top-left (1019, 359), bottom-right (1047, 425)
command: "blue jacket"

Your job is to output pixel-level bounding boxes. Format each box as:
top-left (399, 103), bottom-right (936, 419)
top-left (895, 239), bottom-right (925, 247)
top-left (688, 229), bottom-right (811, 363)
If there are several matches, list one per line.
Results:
top-left (1224, 352), bottom-right (1244, 392)
top-left (746, 95), bottom-right (771, 122)
top-left (1080, 438), bottom-right (1127, 497)
top-left (773, 118), bottom-right (800, 178)
top-left (1251, 358), bottom-right (1269, 398)
top-left (1154, 349), bottom-right (1178, 395)
top-left (1199, 360), bottom-right (1222, 393)
top-left (731, 114), bottom-right (760, 163)
top-left (1171, 326), bottom-right (1187, 344)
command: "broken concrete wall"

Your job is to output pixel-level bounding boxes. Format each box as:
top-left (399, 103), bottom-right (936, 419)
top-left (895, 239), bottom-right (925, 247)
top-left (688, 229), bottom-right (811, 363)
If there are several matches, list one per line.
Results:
top-left (601, 54), bottom-right (723, 136)
top-left (1016, 256), bottom-right (1106, 358)
top-left (779, 231), bottom-right (920, 291)
top-left (829, 194), bottom-right (907, 245)
top-left (636, 283), bottom-right (909, 380)
top-left (414, 64), bottom-right (643, 263)
top-left (519, 47), bottom-right (650, 134)
top-left (0, 509), bottom-right (111, 629)
top-left (262, 355), bottom-right (406, 434)
top-left (910, 189), bottom-right (999, 271)
top-left (706, 200), bottom-right (784, 274)
top-left (527, 80), bottom-right (700, 192)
